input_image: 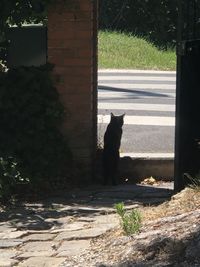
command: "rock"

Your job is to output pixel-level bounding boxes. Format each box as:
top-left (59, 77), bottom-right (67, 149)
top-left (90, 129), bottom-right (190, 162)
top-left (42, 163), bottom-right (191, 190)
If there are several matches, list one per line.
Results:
top-left (0, 231), bottom-right (27, 239)
top-left (57, 240), bottom-right (91, 256)
top-left (19, 241), bottom-right (58, 257)
top-left (23, 233), bottom-right (56, 241)
top-left (185, 234), bottom-right (200, 262)
top-left (55, 225), bottom-right (115, 241)
top-left (0, 259), bottom-right (18, 267)
top-left (51, 221), bottom-right (87, 233)
top-left (0, 249), bottom-right (18, 259)
top-left (17, 257), bottom-right (65, 267)
top-left (0, 239), bottom-right (23, 248)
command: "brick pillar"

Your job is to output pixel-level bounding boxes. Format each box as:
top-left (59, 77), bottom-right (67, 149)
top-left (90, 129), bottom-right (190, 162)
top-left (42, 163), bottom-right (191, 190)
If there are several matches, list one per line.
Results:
top-left (48, 0), bottom-right (97, 174)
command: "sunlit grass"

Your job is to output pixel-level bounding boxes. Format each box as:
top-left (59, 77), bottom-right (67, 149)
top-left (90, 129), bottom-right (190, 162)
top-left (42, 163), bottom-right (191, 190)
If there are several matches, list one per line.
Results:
top-left (98, 31), bottom-right (176, 70)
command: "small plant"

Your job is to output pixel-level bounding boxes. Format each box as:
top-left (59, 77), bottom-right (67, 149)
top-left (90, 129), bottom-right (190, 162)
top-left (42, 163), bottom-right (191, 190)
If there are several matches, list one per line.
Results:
top-left (115, 202), bottom-right (142, 235)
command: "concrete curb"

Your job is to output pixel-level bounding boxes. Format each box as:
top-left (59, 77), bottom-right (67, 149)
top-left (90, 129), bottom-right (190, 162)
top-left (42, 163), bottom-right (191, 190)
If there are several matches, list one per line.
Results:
top-left (120, 156), bottom-right (174, 182)
top-left (98, 69), bottom-right (176, 74)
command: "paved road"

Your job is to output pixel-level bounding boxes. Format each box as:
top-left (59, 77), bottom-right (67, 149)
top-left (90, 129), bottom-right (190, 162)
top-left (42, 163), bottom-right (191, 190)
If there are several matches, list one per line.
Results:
top-left (98, 70), bottom-right (176, 157)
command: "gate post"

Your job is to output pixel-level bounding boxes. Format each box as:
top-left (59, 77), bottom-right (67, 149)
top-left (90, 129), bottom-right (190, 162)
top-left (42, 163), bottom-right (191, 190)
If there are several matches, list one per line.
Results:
top-left (175, 0), bottom-right (200, 191)
top-left (48, 0), bottom-right (97, 177)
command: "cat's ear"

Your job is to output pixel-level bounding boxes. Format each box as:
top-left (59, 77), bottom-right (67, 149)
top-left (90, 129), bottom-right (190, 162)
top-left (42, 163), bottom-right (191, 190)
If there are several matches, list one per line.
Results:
top-left (111, 112), bottom-right (114, 117)
top-left (122, 113), bottom-right (125, 118)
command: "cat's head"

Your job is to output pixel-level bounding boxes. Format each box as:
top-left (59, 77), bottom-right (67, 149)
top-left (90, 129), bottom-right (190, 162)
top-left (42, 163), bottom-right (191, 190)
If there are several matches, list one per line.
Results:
top-left (110, 113), bottom-right (125, 127)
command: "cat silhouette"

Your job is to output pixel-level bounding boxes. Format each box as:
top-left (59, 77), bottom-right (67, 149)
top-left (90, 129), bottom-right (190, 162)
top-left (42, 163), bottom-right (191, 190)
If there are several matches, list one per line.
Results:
top-left (102, 113), bottom-right (125, 185)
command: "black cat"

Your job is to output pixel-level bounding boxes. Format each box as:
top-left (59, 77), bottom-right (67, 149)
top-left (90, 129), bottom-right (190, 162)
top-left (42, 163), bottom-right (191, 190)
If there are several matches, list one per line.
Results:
top-left (103, 113), bottom-right (125, 185)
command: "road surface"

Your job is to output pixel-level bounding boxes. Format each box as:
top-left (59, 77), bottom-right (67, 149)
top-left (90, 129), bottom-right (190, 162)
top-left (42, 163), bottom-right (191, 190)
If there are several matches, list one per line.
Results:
top-left (98, 69), bottom-right (176, 157)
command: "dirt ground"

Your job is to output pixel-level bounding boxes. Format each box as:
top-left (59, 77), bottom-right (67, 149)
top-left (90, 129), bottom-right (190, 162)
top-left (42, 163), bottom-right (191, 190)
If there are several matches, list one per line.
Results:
top-left (62, 186), bottom-right (200, 267)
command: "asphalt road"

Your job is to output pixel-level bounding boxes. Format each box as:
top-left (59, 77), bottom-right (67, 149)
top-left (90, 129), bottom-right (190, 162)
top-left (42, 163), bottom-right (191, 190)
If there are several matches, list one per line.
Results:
top-left (98, 70), bottom-right (176, 157)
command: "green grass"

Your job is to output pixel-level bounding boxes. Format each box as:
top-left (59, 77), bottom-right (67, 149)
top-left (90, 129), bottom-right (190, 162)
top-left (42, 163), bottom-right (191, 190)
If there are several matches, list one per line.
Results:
top-left (98, 31), bottom-right (176, 70)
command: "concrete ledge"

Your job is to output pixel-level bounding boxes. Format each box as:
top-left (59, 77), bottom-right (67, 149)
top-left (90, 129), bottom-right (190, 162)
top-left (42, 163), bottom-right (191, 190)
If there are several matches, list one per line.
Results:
top-left (120, 153), bottom-right (174, 159)
top-left (120, 156), bottom-right (174, 183)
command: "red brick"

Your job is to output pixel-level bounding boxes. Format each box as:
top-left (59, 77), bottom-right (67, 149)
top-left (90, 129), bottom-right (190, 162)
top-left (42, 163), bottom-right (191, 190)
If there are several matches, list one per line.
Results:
top-left (48, 12), bottom-right (76, 23)
top-left (51, 39), bottom-right (92, 49)
top-left (48, 56), bottom-right (64, 65)
top-left (54, 66), bottom-right (92, 77)
top-left (75, 21), bottom-right (92, 31)
top-left (48, 0), bottom-right (97, 167)
top-left (63, 93), bottom-right (92, 103)
top-left (77, 49), bottom-right (92, 57)
top-left (73, 11), bottom-right (92, 21)
top-left (63, 58), bottom-right (92, 66)
top-left (49, 10), bottom-right (91, 23)
top-left (75, 30), bottom-right (92, 39)
top-left (48, 0), bottom-right (80, 13)
top-left (79, 0), bottom-right (92, 11)
top-left (48, 29), bottom-right (75, 40)
top-left (62, 77), bottom-right (92, 86)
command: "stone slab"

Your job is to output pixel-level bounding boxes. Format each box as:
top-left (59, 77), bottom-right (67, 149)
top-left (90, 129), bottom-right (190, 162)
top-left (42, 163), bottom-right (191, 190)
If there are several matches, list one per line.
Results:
top-left (0, 239), bottom-right (23, 248)
top-left (57, 239), bottom-right (91, 256)
top-left (0, 224), bottom-right (17, 232)
top-left (51, 222), bottom-right (87, 233)
top-left (11, 217), bottom-right (53, 231)
top-left (0, 231), bottom-right (27, 239)
top-left (0, 259), bottom-right (18, 267)
top-left (23, 233), bottom-right (56, 241)
top-left (55, 225), bottom-right (114, 241)
top-left (92, 214), bottom-right (118, 226)
top-left (20, 241), bottom-right (57, 257)
top-left (76, 217), bottom-right (94, 222)
top-left (18, 250), bottom-right (54, 258)
top-left (45, 216), bottom-right (72, 226)
top-left (0, 249), bottom-right (18, 259)
top-left (17, 257), bottom-right (65, 267)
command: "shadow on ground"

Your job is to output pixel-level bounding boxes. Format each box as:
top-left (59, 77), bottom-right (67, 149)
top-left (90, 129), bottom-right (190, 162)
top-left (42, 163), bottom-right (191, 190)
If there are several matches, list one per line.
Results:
top-left (97, 227), bottom-right (200, 267)
top-left (0, 183), bottom-right (173, 231)
top-left (99, 85), bottom-right (173, 100)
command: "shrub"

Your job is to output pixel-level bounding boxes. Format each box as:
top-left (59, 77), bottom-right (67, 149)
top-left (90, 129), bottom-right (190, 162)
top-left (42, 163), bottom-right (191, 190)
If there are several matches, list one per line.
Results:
top-left (99, 0), bottom-right (178, 48)
top-left (0, 64), bottom-right (72, 200)
top-left (115, 202), bottom-right (142, 235)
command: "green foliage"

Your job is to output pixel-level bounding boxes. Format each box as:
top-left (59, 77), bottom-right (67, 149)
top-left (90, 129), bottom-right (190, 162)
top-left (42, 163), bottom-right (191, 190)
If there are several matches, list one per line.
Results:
top-left (115, 202), bottom-right (142, 235)
top-left (115, 202), bottom-right (125, 217)
top-left (99, 0), bottom-right (178, 48)
top-left (99, 31), bottom-right (176, 70)
top-left (0, 0), bottom-right (54, 63)
top-left (0, 0), bottom-right (52, 28)
top-left (0, 64), bottom-right (72, 199)
top-left (0, 157), bottom-right (22, 200)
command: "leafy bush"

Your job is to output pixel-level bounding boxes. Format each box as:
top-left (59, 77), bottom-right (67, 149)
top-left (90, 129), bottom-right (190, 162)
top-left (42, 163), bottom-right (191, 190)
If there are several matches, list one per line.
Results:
top-left (0, 64), bottom-right (72, 199)
top-left (0, 157), bottom-right (21, 200)
top-left (99, 0), bottom-right (178, 48)
top-left (115, 202), bottom-right (142, 235)
top-left (0, 0), bottom-right (50, 64)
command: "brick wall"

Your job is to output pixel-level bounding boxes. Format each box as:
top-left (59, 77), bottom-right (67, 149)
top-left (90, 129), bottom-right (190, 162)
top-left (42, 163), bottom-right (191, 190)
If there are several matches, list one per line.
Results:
top-left (48, 0), bottom-right (97, 173)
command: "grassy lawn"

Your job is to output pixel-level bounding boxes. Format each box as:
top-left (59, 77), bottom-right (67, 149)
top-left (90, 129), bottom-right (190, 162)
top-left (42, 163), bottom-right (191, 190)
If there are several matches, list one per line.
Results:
top-left (98, 31), bottom-right (176, 70)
